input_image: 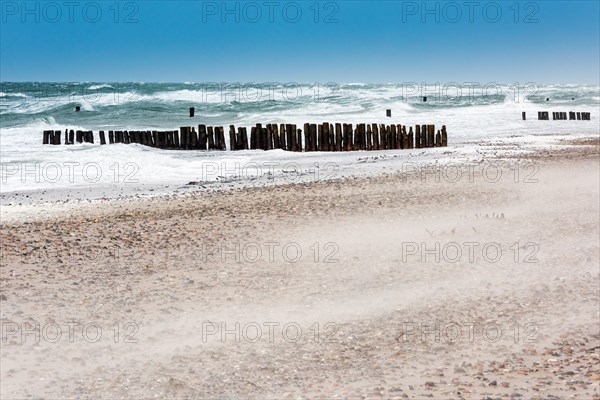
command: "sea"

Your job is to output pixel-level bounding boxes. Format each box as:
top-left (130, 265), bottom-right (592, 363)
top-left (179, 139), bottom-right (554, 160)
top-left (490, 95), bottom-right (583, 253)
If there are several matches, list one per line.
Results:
top-left (0, 82), bottom-right (598, 196)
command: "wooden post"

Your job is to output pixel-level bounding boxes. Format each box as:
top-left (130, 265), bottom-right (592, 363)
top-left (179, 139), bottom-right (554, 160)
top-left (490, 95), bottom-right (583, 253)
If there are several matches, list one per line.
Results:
top-left (303, 123), bottom-right (310, 151)
top-left (217, 127), bottom-right (224, 150)
top-left (386, 109), bottom-right (391, 117)
top-left (235, 127), bottom-right (243, 150)
top-left (189, 107), bottom-right (195, 118)
top-left (189, 127), bottom-right (198, 148)
top-left (307, 124), bottom-right (314, 152)
top-left (99, 131), bottom-right (106, 145)
top-left (242, 127), bottom-right (249, 149)
top-left (108, 131), bottom-right (114, 144)
top-left (399, 126), bottom-right (405, 149)
top-left (265, 124), bottom-right (271, 150)
top-left (428, 125), bottom-right (435, 148)
top-left (152, 131), bottom-right (159, 148)
top-left (198, 125), bottom-right (207, 150)
top-left (322, 123), bottom-right (330, 152)
top-left (270, 125), bottom-right (277, 149)
top-left (51, 131), bottom-right (59, 145)
top-left (366, 124), bottom-right (372, 150)
top-left (216, 127), bottom-right (225, 150)
top-left (283, 124), bottom-right (289, 151)
top-left (180, 127), bottom-right (189, 149)
top-left (275, 124), bottom-right (282, 150)
top-left (577, 112), bottom-right (581, 120)
top-left (220, 127), bottom-right (226, 150)
top-left (377, 124), bottom-right (384, 150)
top-left (441, 125), bottom-right (448, 147)
top-left (335, 123), bottom-right (342, 152)
top-left (208, 127), bottom-right (215, 149)
top-left (261, 127), bottom-right (268, 150)
top-left (408, 126), bottom-right (414, 149)
top-left (296, 127), bottom-right (302, 152)
top-left (147, 131), bottom-right (154, 147)
top-left (316, 124), bottom-right (322, 151)
top-left (372, 124), bottom-right (379, 150)
top-left (522, 112), bottom-right (526, 120)
top-left (360, 123), bottom-right (367, 150)
top-left (389, 125), bottom-right (395, 149)
top-left (250, 127), bottom-right (257, 149)
top-left (43, 130), bottom-right (51, 145)
top-left (229, 125), bottom-right (236, 151)
top-left (569, 111), bottom-right (575, 120)
top-left (329, 123), bottom-right (335, 151)
top-left (123, 131), bottom-right (130, 144)
top-left (436, 130), bottom-right (442, 147)
top-left (172, 129), bottom-right (179, 148)
top-left (285, 124), bottom-right (293, 152)
top-left (397, 125), bottom-right (403, 149)
top-left (255, 124), bottom-right (263, 150)
top-left (266, 124), bottom-right (274, 150)
top-left (415, 125), bottom-right (421, 148)
top-left (402, 125), bottom-right (408, 149)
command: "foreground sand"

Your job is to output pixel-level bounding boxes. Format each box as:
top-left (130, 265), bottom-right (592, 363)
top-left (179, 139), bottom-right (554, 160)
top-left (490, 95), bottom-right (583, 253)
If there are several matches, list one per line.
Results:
top-left (1, 141), bottom-right (599, 399)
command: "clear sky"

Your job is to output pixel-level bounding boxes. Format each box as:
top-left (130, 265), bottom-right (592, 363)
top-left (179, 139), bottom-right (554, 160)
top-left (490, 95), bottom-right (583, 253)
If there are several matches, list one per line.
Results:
top-left (1, 0), bottom-right (599, 83)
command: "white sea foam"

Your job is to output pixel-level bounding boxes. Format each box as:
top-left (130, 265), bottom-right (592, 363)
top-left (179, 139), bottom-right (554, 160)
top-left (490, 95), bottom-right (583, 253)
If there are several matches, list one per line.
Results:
top-left (88, 84), bottom-right (114, 90)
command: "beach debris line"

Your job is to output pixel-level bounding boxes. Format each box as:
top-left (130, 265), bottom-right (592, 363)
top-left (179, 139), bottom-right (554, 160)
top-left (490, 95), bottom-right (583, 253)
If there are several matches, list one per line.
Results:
top-left (42, 123), bottom-right (449, 151)
top-left (533, 111), bottom-right (591, 121)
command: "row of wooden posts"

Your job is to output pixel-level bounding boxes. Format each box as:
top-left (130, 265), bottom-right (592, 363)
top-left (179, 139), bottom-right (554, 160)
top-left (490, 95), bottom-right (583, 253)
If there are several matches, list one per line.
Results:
top-left (525, 111), bottom-right (592, 121)
top-left (43, 123), bottom-right (448, 151)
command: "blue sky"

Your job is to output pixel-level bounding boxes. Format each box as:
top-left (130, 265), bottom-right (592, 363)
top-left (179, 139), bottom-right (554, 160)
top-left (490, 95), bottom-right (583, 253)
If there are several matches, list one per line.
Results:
top-left (1, 1), bottom-right (599, 83)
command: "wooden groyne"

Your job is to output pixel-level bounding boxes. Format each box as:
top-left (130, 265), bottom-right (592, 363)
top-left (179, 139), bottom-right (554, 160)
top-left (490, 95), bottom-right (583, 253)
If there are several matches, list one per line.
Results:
top-left (42, 123), bottom-right (449, 151)
top-left (525, 111), bottom-right (592, 121)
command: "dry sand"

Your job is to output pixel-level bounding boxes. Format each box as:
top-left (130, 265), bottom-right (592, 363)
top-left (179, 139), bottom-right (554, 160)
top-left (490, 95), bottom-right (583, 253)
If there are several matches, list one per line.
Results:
top-left (1, 141), bottom-right (599, 399)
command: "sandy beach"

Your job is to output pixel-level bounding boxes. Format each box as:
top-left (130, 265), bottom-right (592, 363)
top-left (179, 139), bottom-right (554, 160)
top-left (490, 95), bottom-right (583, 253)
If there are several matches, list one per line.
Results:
top-left (1, 140), bottom-right (599, 399)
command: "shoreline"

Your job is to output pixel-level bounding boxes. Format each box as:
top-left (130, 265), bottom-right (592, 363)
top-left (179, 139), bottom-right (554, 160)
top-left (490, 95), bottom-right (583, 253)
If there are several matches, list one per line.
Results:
top-left (1, 134), bottom-right (598, 223)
